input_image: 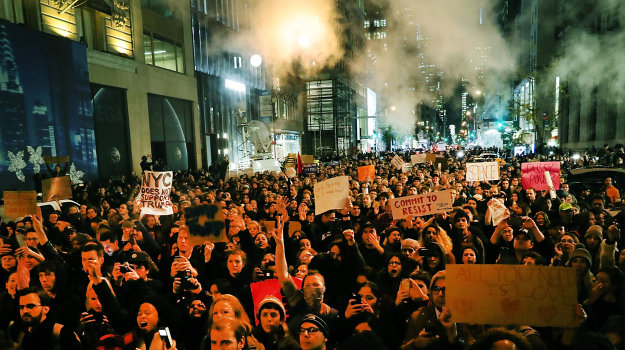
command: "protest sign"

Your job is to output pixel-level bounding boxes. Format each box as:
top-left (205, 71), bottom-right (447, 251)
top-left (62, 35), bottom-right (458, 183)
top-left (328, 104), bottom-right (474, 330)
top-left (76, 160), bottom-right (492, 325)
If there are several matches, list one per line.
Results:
top-left (391, 155), bottom-right (404, 170)
top-left (139, 171), bottom-right (173, 215)
top-left (184, 204), bottom-right (227, 243)
top-left (521, 161), bottom-right (560, 191)
top-left (446, 264), bottom-right (578, 327)
top-left (434, 157), bottom-right (448, 171)
top-left (314, 176), bottom-right (349, 215)
top-left (411, 154), bottom-right (426, 164)
top-left (466, 162), bottom-right (500, 182)
top-left (288, 221), bottom-right (302, 237)
top-left (43, 155), bottom-right (69, 164)
top-left (3, 191), bottom-right (37, 218)
top-left (389, 190), bottom-right (453, 219)
top-left (425, 153), bottom-right (437, 163)
top-left (301, 155), bottom-right (314, 164)
top-left (250, 277), bottom-right (301, 324)
top-left (357, 165), bottom-right (375, 182)
top-left (42, 176), bottom-right (72, 201)
top-left (487, 198), bottom-right (507, 226)
top-left (402, 163), bottom-right (412, 173)
top-left (260, 220), bottom-right (276, 234)
top-left (302, 163), bottom-right (320, 174)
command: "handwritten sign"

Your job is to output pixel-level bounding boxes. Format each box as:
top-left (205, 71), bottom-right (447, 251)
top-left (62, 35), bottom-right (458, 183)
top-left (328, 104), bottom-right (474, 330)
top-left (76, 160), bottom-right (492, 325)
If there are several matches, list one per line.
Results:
top-left (184, 204), bottom-right (227, 242)
top-left (425, 153), bottom-right (437, 163)
top-left (358, 165), bottom-right (375, 182)
top-left (466, 162), bottom-right (499, 182)
top-left (402, 163), bottom-right (413, 173)
top-left (260, 220), bottom-right (276, 234)
top-left (43, 155), bottom-right (69, 164)
top-left (411, 154), bottom-right (426, 164)
top-left (302, 163), bottom-right (320, 174)
top-left (446, 264), bottom-right (578, 327)
top-left (42, 176), bottom-right (72, 201)
top-left (314, 176), bottom-right (350, 215)
top-left (389, 190), bottom-right (453, 219)
top-left (288, 221), bottom-right (302, 237)
top-left (3, 191), bottom-right (37, 218)
top-left (301, 155), bottom-right (314, 164)
top-left (521, 161), bottom-right (560, 191)
top-left (391, 155), bottom-right (404, 170)
top-left (139, 171), bottom-right (173, 215)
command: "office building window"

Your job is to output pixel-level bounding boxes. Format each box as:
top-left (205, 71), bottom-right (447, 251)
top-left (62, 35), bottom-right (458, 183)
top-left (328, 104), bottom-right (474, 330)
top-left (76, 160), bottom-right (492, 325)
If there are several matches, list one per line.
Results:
top-left (144, 32), bottom-right (184, 73)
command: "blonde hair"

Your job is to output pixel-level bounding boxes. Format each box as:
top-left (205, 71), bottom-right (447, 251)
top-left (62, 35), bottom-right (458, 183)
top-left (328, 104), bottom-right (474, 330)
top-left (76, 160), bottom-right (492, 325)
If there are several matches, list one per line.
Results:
top-left (207, 294), bottom-right (253, 335)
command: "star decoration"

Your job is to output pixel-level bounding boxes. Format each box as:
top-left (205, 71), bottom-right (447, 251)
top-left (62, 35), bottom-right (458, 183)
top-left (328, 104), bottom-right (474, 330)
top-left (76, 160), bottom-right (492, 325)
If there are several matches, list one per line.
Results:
top-left (8, 150), bottom-right (27, 182)
top-left (27, 146), bottom-right (45, 174)
top-left (68, 163), bottom-right (84, 184)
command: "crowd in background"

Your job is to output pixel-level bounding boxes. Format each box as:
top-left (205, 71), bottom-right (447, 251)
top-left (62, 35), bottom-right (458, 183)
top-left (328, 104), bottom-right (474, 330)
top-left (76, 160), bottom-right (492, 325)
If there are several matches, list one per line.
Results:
top-left (0, 146), bottom-right (624, 350)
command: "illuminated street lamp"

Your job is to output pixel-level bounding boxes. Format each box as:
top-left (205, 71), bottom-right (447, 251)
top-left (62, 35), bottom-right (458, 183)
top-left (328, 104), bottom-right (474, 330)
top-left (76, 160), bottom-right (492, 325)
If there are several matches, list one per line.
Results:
top-left (250, 54), bottom-right (262, 67)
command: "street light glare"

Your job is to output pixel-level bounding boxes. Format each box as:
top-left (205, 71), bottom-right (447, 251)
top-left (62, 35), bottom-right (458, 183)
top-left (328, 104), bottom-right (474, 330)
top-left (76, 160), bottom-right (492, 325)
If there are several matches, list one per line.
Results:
top-left (250, 54), bottom-right (262, 67)
top-left (390, 106), bottom-right (396, 111)
top-left (475, 90), bottom-right (482, 95)
top-left (298, 35), bottom-right (310, 47)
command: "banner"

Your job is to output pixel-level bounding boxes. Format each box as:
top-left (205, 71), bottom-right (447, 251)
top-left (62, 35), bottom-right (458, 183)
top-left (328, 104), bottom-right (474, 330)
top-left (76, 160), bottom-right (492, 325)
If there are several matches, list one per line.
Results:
top-left (466, 162), bottom-right (500, 182)
top-left (391, 155), bottom-right (404, 170)
top-left (139, 171), bottom-right (173, 215)
top-left (3, 191), bottom-right (37, 218)
top-left (446, 264), bottom-right (578, 327)
top-left (302, 163), bottom-right (320, 174)
top-left (41, 176), bottom-right (72, 201)
top-left (184, 204), bottom-right (227, 242)
top-left (314, 176), bottom-right (350, 215)
top-left (411, 154), bottom-right (426, 164)
top-left (358, 165), bottom-right (375, 182)
top-left (521, 161), bottom-right (561, 191)
top-left (389, 190), bottom-right (453, 219)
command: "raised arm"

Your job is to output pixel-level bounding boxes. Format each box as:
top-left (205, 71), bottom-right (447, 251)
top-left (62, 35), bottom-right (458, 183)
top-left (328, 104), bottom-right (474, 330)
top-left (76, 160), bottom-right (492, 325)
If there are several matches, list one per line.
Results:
top-left (272, 215), bottom-right (300, 306)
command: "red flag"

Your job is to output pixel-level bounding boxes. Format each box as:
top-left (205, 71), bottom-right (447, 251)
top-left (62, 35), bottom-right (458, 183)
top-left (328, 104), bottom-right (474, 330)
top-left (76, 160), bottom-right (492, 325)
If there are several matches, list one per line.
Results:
top-left (297, 152), bottom-right (303, 174)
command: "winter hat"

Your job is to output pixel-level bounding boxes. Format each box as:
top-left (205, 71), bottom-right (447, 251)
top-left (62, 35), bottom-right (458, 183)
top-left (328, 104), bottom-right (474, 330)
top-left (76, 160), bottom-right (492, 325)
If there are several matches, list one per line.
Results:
top-left (584, 225), bottom-right (603, 241)
top-left (299, 314), bottom-right (329, 338)
top-left (568, 243), bottom-right (592, 268)
top-left (401, 239), bottom-right (420, 251)
top-left (256, 295), bottom-right (286, 321)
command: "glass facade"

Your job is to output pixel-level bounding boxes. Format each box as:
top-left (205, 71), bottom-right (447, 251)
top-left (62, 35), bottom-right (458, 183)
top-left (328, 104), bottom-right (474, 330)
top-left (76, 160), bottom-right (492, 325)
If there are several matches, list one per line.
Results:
top-left (144, 32), bottom-right (184, 73)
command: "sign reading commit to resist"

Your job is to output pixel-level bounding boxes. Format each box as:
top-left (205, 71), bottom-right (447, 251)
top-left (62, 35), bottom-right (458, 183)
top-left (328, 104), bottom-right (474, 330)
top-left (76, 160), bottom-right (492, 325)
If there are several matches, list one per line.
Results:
top-left (389, 190), bottom-right (453, 219)
top-left (139, 171), bottom-right (173, 215)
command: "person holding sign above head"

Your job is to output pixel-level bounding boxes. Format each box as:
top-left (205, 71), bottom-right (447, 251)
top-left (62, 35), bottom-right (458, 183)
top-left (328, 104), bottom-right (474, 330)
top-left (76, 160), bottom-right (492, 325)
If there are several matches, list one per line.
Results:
top-left (402, 271), bottom-right (463, 350)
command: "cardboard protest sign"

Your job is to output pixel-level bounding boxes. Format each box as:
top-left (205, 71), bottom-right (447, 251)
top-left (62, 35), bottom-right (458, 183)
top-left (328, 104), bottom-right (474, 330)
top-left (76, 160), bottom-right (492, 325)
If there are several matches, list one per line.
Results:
top-left (301, 155), bottom-right (314, 164)
top-left (487, 198), bottom-right (507, 226)
top-left (3, 191), bottom-right (37, 218)
top-left (43, 155), bottom-right (69, 164)
top-left (521, 161), bottom-right (560, 191)
top-left (389, 190), bottom-right (453, 219)
top-left (446, 264), bottom-right (578, 327)
top-left (411, 154), bottom-right (426, 164)
top-left (314, 176), bottom-right (350, 215)
top-left (139, 171), bottom-right (173, 215)
top-left (391, 155), bottom-right (404, 170)
top-left (434, 157), bottom-right (448, 171)
top-left (288, 221), bottom-right (302, 237)
top-left (260, 220), bottom-right (276, 234)
top-left (402, 163), bottom-right (412, 173)
top-left (466, 162), bottom-right (500, 182)
top-left (357, 165), bottom-right (375, 182)
top-left (42, 176), bottom-right (72, 201)
top-left (425, 153), bottom-right (437, 163)
top-left (302, 163), bottom-right (320, 174)
top-left (184, 204), bottom-right (227, 243)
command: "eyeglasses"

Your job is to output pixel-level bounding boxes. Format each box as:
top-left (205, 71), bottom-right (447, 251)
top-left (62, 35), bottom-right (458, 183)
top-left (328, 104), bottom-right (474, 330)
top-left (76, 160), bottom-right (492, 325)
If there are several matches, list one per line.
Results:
top-left (402, 248), bottom-right (415, 254)
top-left (19, 304), bottom-right (42, 310)
top-left (299, 327), bottom-right (321, 335)
top-left (388, 261), bottom-right (402, 266)
top-left (431, 286), bottom-right (446, 294)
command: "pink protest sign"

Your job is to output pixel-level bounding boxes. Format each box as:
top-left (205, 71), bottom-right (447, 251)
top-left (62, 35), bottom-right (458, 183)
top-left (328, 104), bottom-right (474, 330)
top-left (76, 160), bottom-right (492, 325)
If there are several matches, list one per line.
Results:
top-left (521, 161), bottom-right (561, 191)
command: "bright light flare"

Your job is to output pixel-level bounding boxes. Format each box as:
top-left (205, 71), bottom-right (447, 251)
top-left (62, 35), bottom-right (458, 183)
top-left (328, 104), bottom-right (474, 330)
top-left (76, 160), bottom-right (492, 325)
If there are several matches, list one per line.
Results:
top-left (572, 153), bottom-right (581, 161)
top-left (250, 54), bottom-right (262, 67)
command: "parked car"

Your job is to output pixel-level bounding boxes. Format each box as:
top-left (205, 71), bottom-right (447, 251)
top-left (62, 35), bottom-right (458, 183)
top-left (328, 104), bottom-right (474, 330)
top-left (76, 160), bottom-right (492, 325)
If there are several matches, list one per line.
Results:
top-left (566, 167), bottom-right (625, 198)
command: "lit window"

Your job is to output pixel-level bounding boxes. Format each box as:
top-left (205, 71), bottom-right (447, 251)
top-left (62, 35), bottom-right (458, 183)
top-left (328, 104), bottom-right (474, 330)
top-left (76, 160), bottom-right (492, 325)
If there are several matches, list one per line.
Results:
top-left (373, 20), bottom-right (380, 27)
top-left (381, 19), bottom-right (386, 27)
top-left (144, 32), bottom-right (184, 73)
top-left (364, 20), bottom-right (370, 28)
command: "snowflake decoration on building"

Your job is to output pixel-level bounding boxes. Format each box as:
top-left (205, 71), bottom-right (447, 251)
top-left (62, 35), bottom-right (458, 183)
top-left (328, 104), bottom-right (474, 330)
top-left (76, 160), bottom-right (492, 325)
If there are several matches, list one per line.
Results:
top-left (27, 146), bottom-right (45, 174)
top-left (8, 150), bottom-right (27, 182)
top-left (68, 164), bottom-right (84, 184)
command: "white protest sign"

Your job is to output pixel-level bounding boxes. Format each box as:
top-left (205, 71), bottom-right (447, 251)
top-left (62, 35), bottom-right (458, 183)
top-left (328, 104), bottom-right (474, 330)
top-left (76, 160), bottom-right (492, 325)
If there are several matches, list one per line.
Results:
top-left (402, 163), bottom-right (412, 173)
top-left (314, 176), bottom-right (349, 215)
top-left (390, 190), bottom-right (454, 219)
top-left (466, 162), bottom-right (499, 182)
top-left (391, 155), bottom-right (404, 170)
top-left (411, 154), bottom-right (426, 164)
top-left (487, 198), bottom-right (507, 226)
top-left (139, 171), bottom-right (173, 215)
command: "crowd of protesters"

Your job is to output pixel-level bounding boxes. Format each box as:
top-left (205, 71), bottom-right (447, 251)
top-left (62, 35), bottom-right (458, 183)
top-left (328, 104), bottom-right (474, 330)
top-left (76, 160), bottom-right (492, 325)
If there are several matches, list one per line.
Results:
top-left (0, 146), bottom-right (624, 350)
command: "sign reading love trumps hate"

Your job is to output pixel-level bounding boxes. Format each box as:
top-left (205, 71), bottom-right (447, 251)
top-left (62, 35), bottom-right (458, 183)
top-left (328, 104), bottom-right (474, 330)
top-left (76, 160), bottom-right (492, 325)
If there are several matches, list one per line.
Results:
top-left (139, 171), bottom-right (173, 215)
top-left (521, 161), bottom-right (561, 191)
top-left (446, 264), bottom-right (577, 327)
top-left (314, 176), bottom-right (349, 215)
top-left (389, 190), bottom-right (453, 219)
